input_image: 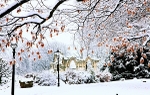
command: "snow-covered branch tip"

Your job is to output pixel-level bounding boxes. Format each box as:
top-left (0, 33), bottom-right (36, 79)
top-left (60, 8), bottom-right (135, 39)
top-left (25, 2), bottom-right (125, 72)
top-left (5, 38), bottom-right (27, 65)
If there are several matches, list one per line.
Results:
top-left (0, 0), bottom-right (30, 18)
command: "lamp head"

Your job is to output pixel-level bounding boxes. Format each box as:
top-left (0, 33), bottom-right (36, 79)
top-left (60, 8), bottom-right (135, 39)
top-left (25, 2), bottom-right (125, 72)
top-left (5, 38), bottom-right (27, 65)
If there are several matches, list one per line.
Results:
top-left (11, 34), bottom-right (18, 49)
top-left (11, 43), bottom-right (18, 49)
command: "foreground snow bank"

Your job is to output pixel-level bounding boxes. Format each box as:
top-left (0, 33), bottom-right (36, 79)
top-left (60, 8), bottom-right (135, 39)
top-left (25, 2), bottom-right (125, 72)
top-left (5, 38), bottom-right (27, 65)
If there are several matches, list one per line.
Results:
top-left (0, 77), bottom-right (149, 95)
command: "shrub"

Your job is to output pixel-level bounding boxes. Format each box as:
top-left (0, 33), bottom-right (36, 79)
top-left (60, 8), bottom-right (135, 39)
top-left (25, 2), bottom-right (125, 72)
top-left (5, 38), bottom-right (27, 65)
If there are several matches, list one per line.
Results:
top-left (34, 71), bottom-right (56, 86)
top-left (25, 73), bottom-right (36, 78)
top-left (96, 68), bottom-right (112, 82)
top-left (0, 58), bottom-right (11, 85)
top-left (60, 70), bottom-right (97, 84)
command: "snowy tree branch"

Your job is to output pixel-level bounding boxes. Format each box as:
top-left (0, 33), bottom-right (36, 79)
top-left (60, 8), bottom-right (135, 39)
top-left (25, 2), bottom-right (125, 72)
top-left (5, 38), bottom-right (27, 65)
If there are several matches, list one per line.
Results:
top-left (0, 0), bottom-right (30, 18)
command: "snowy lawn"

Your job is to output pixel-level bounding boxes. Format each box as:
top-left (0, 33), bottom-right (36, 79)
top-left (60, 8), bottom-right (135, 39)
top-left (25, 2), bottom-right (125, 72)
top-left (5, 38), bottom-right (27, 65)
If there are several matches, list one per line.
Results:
top-left (0, 76), bottom-right (149, 95)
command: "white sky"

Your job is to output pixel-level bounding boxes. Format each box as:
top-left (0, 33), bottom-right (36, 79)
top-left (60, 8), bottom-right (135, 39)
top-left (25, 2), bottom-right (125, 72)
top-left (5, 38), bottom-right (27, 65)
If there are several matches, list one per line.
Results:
top-left (51, 32), bottom-right (79, 57)
top-left (50, 32), bottom-right (74, 45)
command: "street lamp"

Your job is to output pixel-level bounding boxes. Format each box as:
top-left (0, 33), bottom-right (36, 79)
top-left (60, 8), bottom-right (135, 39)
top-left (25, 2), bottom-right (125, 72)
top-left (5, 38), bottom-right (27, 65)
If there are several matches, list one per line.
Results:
top-left (86, 63), bottom-right (87, 71)
top-left (55, 50), bottom-right (60, 87)
top-left (11, 35), bottom-right (18, 95)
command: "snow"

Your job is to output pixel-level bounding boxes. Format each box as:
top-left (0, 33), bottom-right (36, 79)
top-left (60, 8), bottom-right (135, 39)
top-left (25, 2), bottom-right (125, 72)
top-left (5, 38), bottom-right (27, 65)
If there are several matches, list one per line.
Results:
top-left (19, 78), bottom-right (33, 82)
top-left (0, 1), bottom-right (18, 16)
top-left (69, 60), bottom-right (76, 69)
top-left (0, 76), bottom-right (150, 95)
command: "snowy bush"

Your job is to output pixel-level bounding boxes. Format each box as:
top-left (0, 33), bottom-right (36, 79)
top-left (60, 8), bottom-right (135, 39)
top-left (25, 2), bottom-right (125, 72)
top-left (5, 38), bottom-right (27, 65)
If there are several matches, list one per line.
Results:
top-left (0, 58), bottom-right (11, 85)
top-left (60, 70), bottom-right (97, 84)
top-left (34, 71), bottom-right (57, 86)
top-left (24, 73), bottom-right (36, 79)
top-left (96, 68), bottom-right (112, 82)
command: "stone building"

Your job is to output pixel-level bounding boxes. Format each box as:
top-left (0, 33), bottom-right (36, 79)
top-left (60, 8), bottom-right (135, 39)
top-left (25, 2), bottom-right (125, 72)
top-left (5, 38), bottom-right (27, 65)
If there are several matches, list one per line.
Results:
top-left (50, 53), bottom-right (99, 72)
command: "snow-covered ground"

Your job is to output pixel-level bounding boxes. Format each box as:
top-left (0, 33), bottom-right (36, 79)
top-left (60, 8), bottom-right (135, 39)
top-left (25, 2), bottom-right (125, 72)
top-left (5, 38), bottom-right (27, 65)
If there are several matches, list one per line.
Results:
top-left (0, 76), bottom-right (149, 95)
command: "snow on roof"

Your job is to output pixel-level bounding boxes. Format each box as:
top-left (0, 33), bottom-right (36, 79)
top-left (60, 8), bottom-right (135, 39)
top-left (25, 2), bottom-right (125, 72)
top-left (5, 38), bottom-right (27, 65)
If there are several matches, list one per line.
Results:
top-left (69, 60), bottom-right (76, 69)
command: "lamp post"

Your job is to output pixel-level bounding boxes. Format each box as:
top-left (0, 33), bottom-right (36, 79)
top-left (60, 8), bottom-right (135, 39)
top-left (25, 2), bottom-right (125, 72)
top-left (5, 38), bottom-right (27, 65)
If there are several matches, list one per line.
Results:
top-left (55, 50), bottom-right (60, 87)
top-left (11, 36), bottom-right (18, 95)
top-left (86, 64), bottom-right (87, 71)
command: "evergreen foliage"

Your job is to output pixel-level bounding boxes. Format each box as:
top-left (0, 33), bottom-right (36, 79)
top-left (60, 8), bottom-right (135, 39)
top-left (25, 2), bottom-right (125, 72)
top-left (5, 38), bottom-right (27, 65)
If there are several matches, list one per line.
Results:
top-left (0, 58), bottom-right (11, 85)
top-left (104, 40), bottom-right (150, 81)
